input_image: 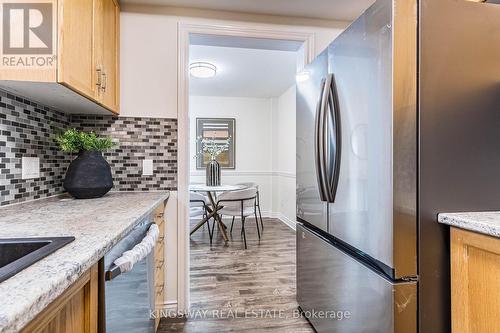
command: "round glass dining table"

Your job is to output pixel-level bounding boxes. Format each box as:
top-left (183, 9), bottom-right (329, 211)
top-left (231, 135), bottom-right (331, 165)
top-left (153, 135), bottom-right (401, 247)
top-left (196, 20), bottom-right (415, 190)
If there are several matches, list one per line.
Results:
top-left (189, 184), bottom-right (246, 244)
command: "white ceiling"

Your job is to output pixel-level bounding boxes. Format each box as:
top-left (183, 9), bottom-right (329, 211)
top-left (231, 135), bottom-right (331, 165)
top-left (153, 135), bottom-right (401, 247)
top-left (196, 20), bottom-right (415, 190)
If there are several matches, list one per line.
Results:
top-left (189, 44), bottom-right (297, 98)
top-left (121, 0), bottom-right (374, 21)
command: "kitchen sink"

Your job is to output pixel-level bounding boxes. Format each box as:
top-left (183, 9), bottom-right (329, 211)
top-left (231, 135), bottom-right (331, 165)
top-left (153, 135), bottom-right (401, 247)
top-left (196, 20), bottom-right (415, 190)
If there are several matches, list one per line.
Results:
top-left (0, 237), bottom-right (75, 283)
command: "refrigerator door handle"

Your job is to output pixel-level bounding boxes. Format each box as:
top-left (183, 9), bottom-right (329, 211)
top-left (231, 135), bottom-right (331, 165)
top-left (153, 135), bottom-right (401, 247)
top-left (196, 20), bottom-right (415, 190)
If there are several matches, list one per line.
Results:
top-left (324, 73), bottom-right (342, 202)
top-left (314, 78), bottom-right (329, 202)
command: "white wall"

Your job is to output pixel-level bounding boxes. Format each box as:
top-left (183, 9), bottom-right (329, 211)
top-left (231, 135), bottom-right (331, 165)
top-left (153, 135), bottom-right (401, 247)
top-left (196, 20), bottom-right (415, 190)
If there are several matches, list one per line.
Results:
top-left (120, 13), bottom-right (178, 118)
top-left (120, 7), bottom-right (347, 119)
top-left (189, 86), bottom-right (296, 225)
top-left (271, 85), bottom-right (297, 227)
top-left (189, 96), bottom-right (274, 214)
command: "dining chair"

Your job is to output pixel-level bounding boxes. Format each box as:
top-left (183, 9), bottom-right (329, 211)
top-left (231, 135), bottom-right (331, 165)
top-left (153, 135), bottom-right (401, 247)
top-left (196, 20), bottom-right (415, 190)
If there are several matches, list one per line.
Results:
top-left (216, 188), bottom-right (259, 249)
top-left (190, 183), bottom-right (212, 206)
top-left (236, 182), bottom-right (264, 230)
top-left (190, 192), bottom-right (214, 241)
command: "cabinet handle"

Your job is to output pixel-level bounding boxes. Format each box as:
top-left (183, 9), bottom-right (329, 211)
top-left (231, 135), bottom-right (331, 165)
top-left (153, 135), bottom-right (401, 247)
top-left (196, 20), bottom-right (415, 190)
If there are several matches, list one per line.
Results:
top-left (101, 72), bottom-right (107, 92)
top-left (96, 67), bottom-right (102, 88)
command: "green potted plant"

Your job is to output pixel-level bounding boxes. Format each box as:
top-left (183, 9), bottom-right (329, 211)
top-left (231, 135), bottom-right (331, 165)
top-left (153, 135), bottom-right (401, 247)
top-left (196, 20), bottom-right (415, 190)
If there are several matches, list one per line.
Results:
top-left (56, 129), bottom-right (116, 199)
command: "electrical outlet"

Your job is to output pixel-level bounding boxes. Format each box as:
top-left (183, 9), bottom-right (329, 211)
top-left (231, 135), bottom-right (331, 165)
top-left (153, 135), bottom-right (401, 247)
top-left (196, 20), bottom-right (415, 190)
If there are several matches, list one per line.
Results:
top-left (142, 159), bottom-right (153, 176)
top-left (22, 157), bottom-right (40, 179)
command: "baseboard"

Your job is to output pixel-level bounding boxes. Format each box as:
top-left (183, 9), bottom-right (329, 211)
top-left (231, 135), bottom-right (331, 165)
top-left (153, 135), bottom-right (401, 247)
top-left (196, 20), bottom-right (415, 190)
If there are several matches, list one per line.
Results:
top-left (217, 211), bottom-right (275, 220)
top-left (260, 211), bottom-right (297, 230)
top-left (261, 211), bottom-right (277, 218)
top-left (158, 300), bottom-right (178, 310)
top-left (275, 213), bottom-right (297, 230)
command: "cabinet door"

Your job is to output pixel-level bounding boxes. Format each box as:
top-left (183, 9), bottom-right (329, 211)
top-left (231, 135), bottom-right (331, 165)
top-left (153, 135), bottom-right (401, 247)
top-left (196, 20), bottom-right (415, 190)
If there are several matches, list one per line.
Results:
top-left (95, 0), bottom-right (120, 114)
top-left (21, 264), bottom-right (99, 333)
top-left (451, 228), bottom-right (500, 333)
top-left (57, 0), bottom-right (97, 100)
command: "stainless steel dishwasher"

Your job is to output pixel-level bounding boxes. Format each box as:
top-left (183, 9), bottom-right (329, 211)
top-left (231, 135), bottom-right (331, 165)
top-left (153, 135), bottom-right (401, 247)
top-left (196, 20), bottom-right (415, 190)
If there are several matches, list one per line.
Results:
top-left (103, 219), bottom-right (156, 333)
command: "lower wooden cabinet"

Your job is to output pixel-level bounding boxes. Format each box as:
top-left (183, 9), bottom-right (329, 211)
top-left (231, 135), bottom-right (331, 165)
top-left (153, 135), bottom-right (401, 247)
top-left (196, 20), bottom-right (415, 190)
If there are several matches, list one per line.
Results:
top-left (451, 227), bottom-right (500, 333)
top-left (153, 203), bottom-right (166, 330)
top-left (22, 263), bottom-right (99, 333)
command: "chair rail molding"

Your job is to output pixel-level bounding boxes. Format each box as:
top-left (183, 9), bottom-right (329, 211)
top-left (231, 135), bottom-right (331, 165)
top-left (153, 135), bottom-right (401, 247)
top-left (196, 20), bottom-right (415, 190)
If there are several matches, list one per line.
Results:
top-left (189, 171), bottom-right (296, 178)
top-left (178, 21), bottom-right (314, 311)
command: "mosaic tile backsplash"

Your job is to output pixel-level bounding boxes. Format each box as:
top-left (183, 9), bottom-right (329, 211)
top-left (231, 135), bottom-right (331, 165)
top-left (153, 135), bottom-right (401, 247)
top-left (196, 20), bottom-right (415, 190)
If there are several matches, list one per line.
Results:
top-left (71, 115), bottom-right (177, 192)
top-left (0, 90), bottom-right (178, 206)
top-left (0, 90), bottom-right (70, 206)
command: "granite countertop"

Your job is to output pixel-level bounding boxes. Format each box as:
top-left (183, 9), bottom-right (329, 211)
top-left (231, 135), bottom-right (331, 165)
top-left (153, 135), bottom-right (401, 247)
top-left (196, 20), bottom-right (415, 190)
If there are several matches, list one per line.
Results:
top-left (438, 212), bottom-right (500, 238)
top-left (0, 191), bottom-right (169, 333)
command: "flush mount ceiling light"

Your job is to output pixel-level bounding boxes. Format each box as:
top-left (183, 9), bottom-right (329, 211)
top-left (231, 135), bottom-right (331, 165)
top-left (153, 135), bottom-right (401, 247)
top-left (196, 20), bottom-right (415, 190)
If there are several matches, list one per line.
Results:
top-left (190, 62), bottom-right (217, 78)
top-left (296, 71), bottom-right (310, 83)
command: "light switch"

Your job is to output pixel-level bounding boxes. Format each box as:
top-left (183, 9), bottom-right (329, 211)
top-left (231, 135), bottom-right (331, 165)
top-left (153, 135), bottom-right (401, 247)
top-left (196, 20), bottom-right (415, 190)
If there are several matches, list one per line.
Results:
top-left (142, 159), bottom-right (153, 176)
top-left (22, 157), bottom-right (40, 179)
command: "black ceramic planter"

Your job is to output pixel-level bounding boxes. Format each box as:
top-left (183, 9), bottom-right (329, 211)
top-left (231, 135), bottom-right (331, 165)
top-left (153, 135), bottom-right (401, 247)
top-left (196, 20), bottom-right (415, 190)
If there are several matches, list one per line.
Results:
top-left (64, 151), bottom-right (113, 199)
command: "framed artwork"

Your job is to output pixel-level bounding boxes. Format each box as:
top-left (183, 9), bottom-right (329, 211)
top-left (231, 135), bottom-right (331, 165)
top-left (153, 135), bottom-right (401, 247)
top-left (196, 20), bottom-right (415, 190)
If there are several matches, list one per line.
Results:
top-left (196, 118), bottom-right (235, 169)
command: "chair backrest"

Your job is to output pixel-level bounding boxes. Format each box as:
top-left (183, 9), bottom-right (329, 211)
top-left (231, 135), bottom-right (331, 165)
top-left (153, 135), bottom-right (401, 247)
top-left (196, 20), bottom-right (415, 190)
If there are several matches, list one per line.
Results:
top-left (190, 192), bottom-right (206, 207)
top-left (217, 188), bottom-right (257, 211)
top-left (236, 182), bottom-right (258, 190)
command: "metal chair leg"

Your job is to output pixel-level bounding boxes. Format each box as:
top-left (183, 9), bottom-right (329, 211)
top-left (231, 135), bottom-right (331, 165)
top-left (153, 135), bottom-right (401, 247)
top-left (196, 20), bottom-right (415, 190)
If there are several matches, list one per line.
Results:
top-left (210, 217), bottom-right (216, 238)
top-left (257, 191), bottom-right (264, 230)
top-left (257, 204), bottom-right (264, 230)
top-left (242, 216), bottom-right (247, 249)
top-left (203, 208), bottom-right (214, 244)
top-left (240, 201), bottom-right (247, 249)
top-left (230, 216), bottom-right (235, 233)
top-left (206, 215), bottom-right (211, 237)
top-left (255, 211), bottom-right (261, 239)
top-left (208, 219), bottom-right (214, 244)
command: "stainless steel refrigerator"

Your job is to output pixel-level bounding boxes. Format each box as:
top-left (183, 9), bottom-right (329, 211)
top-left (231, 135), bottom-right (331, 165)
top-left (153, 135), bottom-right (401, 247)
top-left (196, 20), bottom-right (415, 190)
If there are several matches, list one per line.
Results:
top-left (296, 0), bottom-right (500, 332)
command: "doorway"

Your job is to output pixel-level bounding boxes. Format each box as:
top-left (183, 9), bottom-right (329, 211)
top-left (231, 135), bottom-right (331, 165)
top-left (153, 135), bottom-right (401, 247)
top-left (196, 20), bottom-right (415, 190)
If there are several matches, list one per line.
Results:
top-left (176, 23), bottom-right (314, 317)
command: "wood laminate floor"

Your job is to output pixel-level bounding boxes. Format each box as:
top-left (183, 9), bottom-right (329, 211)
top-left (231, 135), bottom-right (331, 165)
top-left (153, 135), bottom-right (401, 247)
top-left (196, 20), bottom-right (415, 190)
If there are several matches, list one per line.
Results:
top-left (158, 217), bottom-right (314, 333)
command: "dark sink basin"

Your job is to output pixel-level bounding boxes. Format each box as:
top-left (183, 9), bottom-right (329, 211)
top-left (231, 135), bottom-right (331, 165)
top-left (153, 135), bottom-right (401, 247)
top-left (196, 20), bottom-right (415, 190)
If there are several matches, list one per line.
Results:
top-left (0, 237), bottom-right (75, 283)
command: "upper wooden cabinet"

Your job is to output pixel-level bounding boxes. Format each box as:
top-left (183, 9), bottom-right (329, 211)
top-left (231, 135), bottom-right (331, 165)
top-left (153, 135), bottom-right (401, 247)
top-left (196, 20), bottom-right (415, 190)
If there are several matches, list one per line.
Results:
top-left (58, 0), bottom-right (96, 100)
top-left (95, 0), bottom-right (120, 112)
top-left (0, 0), bottom-right (120, 114)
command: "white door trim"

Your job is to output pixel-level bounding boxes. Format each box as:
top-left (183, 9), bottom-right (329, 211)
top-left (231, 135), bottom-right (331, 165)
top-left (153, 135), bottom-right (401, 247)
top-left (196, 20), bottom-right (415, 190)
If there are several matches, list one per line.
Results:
top-left (177, 21), bottom-right (314, 311)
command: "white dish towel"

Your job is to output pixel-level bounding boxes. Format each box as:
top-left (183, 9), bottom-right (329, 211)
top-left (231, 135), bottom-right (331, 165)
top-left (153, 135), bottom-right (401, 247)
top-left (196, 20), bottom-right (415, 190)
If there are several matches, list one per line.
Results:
top-left (114, 223), bottom-right (160, 273)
